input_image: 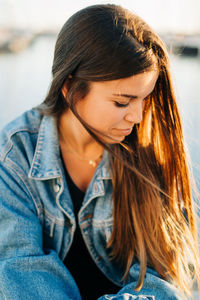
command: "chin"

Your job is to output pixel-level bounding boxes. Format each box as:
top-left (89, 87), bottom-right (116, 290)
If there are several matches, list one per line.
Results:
top-left (105, 135), bottom-right (126, 144)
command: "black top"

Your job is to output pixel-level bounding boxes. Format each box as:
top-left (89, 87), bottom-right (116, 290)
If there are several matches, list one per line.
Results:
top-left (63, 166), bottom-right (119, 300)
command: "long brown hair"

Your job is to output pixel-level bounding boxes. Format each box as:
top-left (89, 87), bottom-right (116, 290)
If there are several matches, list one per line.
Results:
top-left (38, 4), bottom-right (200, 298)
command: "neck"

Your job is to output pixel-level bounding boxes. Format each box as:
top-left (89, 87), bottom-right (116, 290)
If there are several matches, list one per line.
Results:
top-left (58, 110), bottom-right (103, 157)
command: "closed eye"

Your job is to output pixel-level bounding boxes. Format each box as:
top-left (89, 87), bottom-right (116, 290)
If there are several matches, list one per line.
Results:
top-left (114, 96), bottom-right (150, 107)
top-left (114, 101), bottom-right (129, 107)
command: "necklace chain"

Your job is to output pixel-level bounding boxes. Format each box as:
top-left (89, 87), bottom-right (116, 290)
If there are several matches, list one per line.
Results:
top-left (65, 140), bottom-right (103, 167)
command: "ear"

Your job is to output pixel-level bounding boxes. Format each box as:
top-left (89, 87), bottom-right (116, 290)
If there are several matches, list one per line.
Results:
top-left (61, 76), bottom-right (72, 99)
top-left (61, 83), bottom-right (68, 99)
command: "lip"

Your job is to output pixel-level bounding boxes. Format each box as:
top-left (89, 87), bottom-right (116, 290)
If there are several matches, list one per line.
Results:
top-left (116, 128), bottom-right (133, 135)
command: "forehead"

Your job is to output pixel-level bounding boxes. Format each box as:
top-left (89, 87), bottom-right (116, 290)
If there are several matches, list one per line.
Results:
top-left (89, 70), bottom-right (159, 97)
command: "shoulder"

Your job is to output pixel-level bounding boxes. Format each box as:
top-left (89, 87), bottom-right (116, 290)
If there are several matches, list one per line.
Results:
top-left (0, 109), bottom-right (43, 163)
top-left (128, 264), bottom-right (185, 300)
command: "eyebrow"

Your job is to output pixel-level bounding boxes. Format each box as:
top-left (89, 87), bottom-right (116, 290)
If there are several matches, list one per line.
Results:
top-left (112, 93), bottom-right (138, 99)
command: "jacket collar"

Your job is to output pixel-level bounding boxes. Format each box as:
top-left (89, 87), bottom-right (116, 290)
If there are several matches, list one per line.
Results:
top-left (28, 115), bottom-right (112, 181)
top-left (96, 151), bottom-right (112, 180)
top-left (28, 115), bottom-right (62, 180)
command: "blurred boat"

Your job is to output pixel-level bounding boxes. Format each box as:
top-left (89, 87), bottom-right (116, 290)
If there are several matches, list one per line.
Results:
top-left (0, 29), bottom-right (56, 54)
top-left (0, 29), bottom-right (34, 53)
top-left (162, 33), bottom-right (200, 56)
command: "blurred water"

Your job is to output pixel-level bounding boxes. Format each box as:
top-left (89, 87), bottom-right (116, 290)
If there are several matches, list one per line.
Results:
top-left (0, 36), bottom-right (54, 126)
top-left (171, 54), bottom-right (200, 182)
top-left (0, 36), bottom-right (199, 299)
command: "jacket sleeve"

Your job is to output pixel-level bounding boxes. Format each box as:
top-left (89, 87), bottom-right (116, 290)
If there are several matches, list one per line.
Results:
top-left (98, 263), bottom-right (188, 300)
top-left (0, 161), bottom-right (81, 300)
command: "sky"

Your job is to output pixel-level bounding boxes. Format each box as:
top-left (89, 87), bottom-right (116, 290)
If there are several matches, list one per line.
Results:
top-left (0, 0), bottom-right (200, 34)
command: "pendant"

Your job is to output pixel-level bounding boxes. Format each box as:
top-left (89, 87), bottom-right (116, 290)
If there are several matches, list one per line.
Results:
top-left (89, 160), bottom-right (97, 167)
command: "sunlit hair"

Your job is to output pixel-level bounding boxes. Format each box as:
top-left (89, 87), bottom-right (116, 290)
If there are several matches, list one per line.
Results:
top-left (39, 4), bottom-right (200, 298)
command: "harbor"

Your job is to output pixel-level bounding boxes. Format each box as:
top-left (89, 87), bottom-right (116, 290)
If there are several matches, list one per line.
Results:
top-left (0, 28), bottom-right (57, 54)
top-left (162, 32), bottom-right (200, 56)
top-left (1, 28), bottom-right (200, 57)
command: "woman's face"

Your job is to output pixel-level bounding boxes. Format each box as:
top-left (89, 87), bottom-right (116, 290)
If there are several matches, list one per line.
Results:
top-left (63, 70), bottom-right (158, 144)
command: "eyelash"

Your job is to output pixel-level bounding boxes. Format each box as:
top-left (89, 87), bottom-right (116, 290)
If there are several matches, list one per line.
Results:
top-left (114, 96), bottom-right (150, 108)
top-left (114, 102), bottom-right (129, 107)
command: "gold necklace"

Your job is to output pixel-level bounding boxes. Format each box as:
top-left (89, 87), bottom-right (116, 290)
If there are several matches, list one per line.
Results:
top-left (65, 141), bottom-right (103, 167)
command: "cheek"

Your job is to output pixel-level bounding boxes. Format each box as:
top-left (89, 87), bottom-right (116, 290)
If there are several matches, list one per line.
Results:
top-left (78, 100), bottom-right (125, 129)
top-left (97, 107), bottom-right (125, 129)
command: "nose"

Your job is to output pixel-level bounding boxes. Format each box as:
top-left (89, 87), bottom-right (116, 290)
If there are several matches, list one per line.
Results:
top-left (124, 99), bottom-right (144, 124)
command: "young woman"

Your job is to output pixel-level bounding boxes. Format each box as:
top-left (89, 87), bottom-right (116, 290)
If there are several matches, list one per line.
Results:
top-left (0, 4), bottom-right (199, 300)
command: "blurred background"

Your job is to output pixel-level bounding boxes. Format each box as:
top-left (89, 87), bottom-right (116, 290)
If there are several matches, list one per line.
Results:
top-left (0, 0), bottom-right (199, 297)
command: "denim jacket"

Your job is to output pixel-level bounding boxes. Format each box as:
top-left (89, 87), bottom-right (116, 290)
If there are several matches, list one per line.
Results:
top-left (0, 109), bottom-right (186, 300)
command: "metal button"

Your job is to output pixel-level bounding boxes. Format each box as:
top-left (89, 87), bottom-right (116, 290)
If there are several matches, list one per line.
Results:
top-left (54, 184), bottom-right (60, 193)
